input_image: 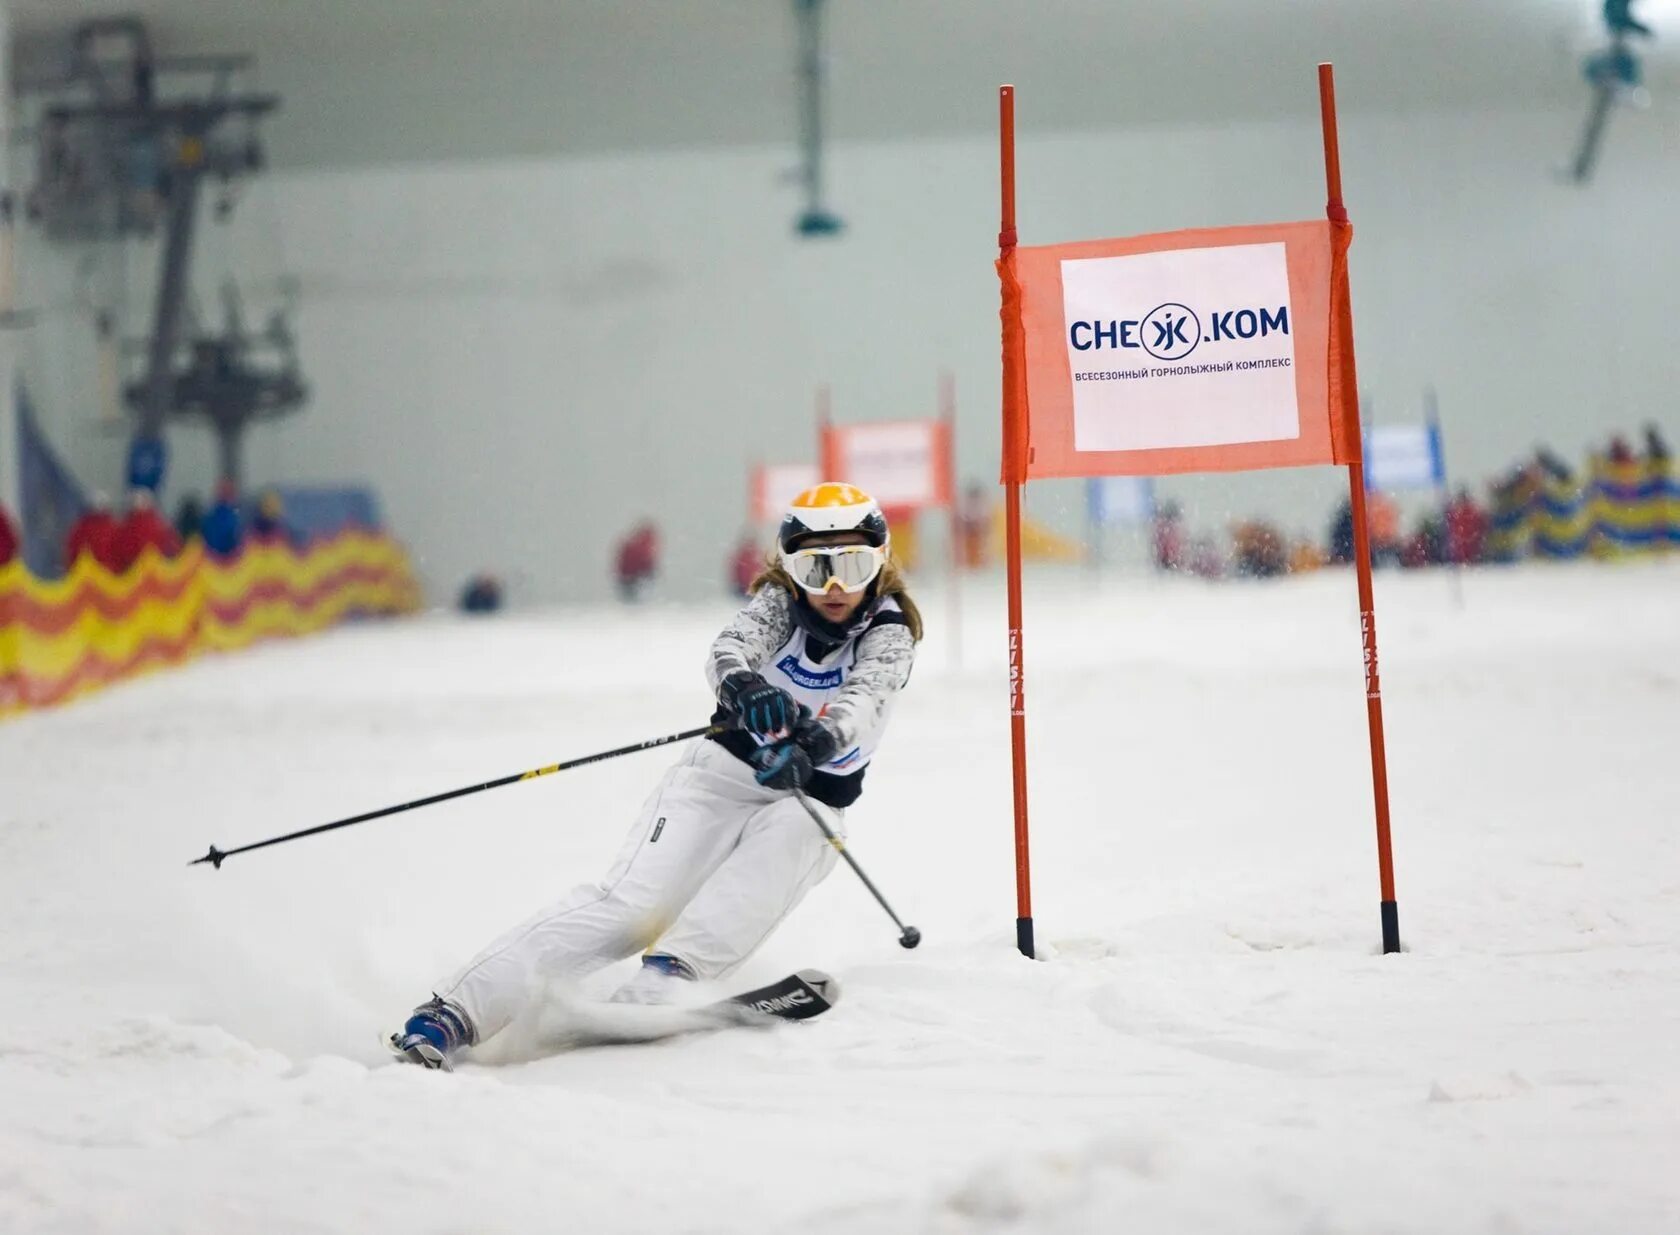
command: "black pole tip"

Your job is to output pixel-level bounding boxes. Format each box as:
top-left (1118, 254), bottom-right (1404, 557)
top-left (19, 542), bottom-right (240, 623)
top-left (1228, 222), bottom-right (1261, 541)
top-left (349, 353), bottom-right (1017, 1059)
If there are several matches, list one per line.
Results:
top-left (899, 926), bottom-right (921, 949)
top-left (191, 845), bottom-right (227, 869)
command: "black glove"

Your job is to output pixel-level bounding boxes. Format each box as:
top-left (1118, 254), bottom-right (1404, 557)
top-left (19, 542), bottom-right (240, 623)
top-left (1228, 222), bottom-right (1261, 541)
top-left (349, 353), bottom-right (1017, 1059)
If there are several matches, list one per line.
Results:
top-left (790, 716), bottom-right (839, 767)
top-left (750, 718), bottom-right (840, 790)
top-left (720, 672), bottom-right (797, 739)
top-left (751, 739), bottom-right (814, 790)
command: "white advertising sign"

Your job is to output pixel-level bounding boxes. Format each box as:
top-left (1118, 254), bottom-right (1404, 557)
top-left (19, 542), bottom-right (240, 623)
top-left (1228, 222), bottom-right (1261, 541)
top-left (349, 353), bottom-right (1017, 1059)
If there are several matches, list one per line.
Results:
top-left (755, 462), bottom-right (820, 523)
top-left (839, 422), bottom-right (941, 509)
top-left (1060, 242), bottom-right (1301, 453)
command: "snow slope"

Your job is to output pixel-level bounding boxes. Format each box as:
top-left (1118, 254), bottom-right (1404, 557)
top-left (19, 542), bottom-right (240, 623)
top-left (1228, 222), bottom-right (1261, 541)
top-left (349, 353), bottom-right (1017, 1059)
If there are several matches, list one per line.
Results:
top-left (2, 560), bottom-right (1677, 1234)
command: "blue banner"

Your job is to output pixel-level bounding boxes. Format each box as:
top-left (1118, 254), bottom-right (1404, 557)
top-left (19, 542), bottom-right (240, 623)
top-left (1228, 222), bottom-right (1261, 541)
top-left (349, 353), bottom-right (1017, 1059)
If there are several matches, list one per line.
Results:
top-left (1087, 475), bottom-right (1156, 526)
top-left (1364, 423), bottom-right (1445, 492)
top-left (17, 384), bottom-right (88, 578)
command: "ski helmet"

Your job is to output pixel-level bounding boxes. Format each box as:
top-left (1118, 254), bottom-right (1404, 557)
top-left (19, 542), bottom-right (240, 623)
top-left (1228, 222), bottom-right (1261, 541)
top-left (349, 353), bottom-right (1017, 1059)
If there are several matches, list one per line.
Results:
top-left (778, 482), bottom-right (889, 553)
top-left (778, 482), bottom-right (892, 597)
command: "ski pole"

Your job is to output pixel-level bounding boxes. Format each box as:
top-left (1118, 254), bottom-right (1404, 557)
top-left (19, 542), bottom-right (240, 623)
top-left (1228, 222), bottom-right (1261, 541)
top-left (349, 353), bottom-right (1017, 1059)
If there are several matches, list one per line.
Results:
top-left (793, 790), bottom-right (921, 949)
top-left (189, 724), bottom-right (724, 870)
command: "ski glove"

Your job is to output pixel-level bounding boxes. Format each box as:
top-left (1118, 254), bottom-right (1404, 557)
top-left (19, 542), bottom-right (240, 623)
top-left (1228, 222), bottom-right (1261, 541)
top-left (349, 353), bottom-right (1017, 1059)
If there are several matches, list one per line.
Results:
top-left (791, 716), bottom-right (839, 767)
top-left (720, 672), bottom-right (798, 739)
top-left (751, 739), bottom-right (814, 790)
top-left (750, 719), bottom-right (840, 790)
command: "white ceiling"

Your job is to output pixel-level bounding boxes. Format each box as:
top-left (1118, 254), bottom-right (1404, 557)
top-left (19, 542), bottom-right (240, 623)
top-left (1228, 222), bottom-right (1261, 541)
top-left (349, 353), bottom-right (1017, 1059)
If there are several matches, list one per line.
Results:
top-left (10, 0), bottom-right (1679, 169)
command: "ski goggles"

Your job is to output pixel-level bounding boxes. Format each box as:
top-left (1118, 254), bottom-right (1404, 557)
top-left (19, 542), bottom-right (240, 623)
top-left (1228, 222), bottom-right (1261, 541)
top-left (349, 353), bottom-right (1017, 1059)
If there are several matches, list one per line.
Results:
top-left (781, 544), bottom-right (887, 593)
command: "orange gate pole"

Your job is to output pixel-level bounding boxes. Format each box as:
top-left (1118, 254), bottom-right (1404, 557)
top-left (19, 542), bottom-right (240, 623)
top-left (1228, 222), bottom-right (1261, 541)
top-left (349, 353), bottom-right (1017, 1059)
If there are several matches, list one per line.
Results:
top-left (1318, 63), bottom-right (1401, 953)
top-left (816, 383), bottom-right (834, 477)
top-left (998, 85), bottom-right (1034, 958)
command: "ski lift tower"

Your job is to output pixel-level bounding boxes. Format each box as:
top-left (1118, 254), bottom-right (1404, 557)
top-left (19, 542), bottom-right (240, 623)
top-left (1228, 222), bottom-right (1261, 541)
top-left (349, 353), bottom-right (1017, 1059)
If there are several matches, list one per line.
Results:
top-left (24, 18), bottom-right (305, 491)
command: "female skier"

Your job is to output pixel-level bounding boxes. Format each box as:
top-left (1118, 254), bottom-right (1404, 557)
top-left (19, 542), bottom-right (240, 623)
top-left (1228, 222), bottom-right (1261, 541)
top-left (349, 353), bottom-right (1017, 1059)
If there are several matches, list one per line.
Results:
top-left (393, 482), bottom-right (922, 1067)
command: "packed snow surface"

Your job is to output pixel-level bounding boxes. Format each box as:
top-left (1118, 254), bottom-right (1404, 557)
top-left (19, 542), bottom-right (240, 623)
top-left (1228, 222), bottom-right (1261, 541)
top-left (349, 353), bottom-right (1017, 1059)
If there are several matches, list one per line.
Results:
top-left (3, 561), bottom-right (1677, 1234)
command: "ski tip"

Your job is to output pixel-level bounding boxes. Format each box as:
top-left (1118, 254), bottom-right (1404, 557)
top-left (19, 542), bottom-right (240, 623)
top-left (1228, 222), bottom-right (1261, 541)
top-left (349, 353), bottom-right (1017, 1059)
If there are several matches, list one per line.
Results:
top-left (793, 968), bottom-right (840, 1007)
top-left (385, 1030), bottom-right (454, 1072)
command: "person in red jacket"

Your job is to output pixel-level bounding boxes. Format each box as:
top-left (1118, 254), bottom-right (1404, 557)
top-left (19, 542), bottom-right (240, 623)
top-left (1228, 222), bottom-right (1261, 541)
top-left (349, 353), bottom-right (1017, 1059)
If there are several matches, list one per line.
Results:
top-left (729, 533), bottom-right (762, 597)
top-left (0, 501), bottom-right (19, 567)
top-left (1152, 501), bottom-right (1185, 572)
top-left (65, 493), bottom-right (123, 573)
top-left (1445, 488), bottom-right (1489, 566)
top-left (112, 489), bottom-right (182, 573)
top-left (614, 520), bottom-right (661, 602)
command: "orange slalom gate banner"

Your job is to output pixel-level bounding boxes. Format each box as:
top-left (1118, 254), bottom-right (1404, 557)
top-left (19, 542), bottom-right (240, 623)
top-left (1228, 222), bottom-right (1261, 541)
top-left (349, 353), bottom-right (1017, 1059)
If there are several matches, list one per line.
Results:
top-left (821, 419), bottom-right (955, 513)
top-left (999, 220), bottom-right (1358, 480)
top-left (0, 530), bottom-right (421, 717)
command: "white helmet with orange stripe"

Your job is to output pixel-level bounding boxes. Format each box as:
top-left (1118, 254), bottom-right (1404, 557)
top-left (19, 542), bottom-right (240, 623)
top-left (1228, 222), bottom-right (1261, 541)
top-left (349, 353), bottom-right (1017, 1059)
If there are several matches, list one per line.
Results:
top-left (778, 482), bottom-right (891, 594)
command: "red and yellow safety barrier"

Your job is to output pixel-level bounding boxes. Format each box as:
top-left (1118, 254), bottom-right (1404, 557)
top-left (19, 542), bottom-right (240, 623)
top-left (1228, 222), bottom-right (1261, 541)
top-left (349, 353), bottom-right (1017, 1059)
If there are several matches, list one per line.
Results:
top-left (0, 530), bottom-right (421, 717)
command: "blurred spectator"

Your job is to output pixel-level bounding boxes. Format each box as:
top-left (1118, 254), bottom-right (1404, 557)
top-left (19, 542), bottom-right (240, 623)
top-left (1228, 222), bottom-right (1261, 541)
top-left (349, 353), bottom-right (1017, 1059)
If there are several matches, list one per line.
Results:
top-left (1423, 511), bottom-right (1447, 563)
top-left (1288, 537), bottom-right (1326, 574)
top-left (250, 489), bottom-right (287, 542)
top-left (459, 573), bottom-right (505, 614)
top-left (1186, 534), bottom-right (1224, 579)
top-left (201, 478), bottom-right (245, 557)
top-left (1327, 497), bottom-right (1354, 565)
top-left (615, 520), bottom-right (661, 602)
top-left (957, 483), bottom-right (992, 569)
top-left (65, 492), bottom-right (123, 572)
top-left (174, 494), bottom-right (204, 544)
top-left (1231, 519), bottom-right (1287, 578)
top-left (1444, 488), bottom-right (1488, 565)
top-left (1151, 500), bottom-right (1185, 572)
top-left (1401, 512), bottom-right (1446, 569)
top-left (0, 500), bottom-right (18, 567)
top-left (1606, 434), bottom-right (1636, 467)
top-left (730, 535), bottom-right (762, 598)
top-left (1535, 444), bottom-right (1574, 483)
top-left (112, 489), bottom-right (182, 572)
top-left (1366, 491), bottom-right (1401, 566)
top-left (1645, 423), bottom-right (1670, 463)
top-left (1399, 535), bottom-right (1427, 570)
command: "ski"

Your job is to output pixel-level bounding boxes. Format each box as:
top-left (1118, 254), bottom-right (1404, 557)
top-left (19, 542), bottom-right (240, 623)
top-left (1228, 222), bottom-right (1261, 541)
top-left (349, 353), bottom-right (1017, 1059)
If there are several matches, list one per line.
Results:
top-left (722, 968), bottom-right (839, 1022)
top-left (558, 968), bottom-right (841, 1046)
top-left (386, 968), bottom-right (839, 1069)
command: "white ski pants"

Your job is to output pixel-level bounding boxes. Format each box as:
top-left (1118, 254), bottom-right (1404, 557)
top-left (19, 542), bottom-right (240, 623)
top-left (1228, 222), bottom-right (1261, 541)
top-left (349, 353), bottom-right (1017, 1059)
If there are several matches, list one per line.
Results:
top-left (437, 740), bottom-right (842, 1042)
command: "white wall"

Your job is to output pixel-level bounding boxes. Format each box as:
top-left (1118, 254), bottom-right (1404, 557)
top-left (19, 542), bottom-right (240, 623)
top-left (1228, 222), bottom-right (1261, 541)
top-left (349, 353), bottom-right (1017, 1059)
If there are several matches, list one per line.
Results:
top-left (14, 99), bottom-right (1679, 597)
top-left (0, 0), bottom-right (18, 523)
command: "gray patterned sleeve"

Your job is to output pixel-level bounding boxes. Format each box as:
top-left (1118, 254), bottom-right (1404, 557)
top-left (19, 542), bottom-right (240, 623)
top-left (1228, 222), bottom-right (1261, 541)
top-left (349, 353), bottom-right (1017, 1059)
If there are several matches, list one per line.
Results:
top-left (816, 622), bottom-right (916, 749)
top-left (705, 584), bottom-right (795, 696)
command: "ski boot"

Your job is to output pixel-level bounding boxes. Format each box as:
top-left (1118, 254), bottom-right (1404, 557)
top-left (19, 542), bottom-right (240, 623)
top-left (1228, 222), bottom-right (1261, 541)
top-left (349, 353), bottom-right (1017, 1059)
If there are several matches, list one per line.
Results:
top-left (388, 995), bottom-right (475, 1071)
top-left (609, 953), bottom-right (698, 1005)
